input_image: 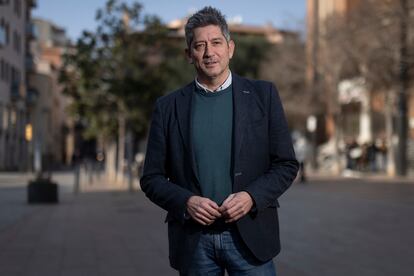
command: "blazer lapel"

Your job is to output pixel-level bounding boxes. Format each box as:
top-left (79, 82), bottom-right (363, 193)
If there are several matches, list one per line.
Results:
top-left (175, 82), bottom-right (200, 185)
top-left (232, 74), bottom-right (250, 168)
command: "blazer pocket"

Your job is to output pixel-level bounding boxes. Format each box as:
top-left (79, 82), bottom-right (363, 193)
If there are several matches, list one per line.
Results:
top-left (268, 200), bottom-right (280, 208)
top-left (248, 117), bottom-right (266, 128)
top-left (164, 212), bottom-right (175, 223)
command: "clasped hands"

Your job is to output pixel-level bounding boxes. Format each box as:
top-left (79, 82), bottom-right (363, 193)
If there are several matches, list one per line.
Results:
top-left (186, 192), bottom-right (253, 225)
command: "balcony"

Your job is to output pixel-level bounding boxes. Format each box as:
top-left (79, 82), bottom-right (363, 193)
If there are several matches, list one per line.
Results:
top-left (0, 0), bottom-right (10, 6)
top-left (10, 82), bottom-right (23, 101)
top-left (26, 22), bottom-right (37, 40)
top-left (26, 88), bottom-right (39, 106)
top-left (27, 0), bottom-right (37, 8)
top-left (26, 54), bottom-right (36, 72)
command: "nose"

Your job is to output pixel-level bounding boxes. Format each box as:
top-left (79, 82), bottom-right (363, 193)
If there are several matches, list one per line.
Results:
top-left (203, 44), bottom-right (212, 58)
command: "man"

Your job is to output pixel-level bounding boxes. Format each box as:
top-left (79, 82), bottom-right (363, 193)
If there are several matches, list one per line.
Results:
top-left (140, 6), bottom-right (298, 275)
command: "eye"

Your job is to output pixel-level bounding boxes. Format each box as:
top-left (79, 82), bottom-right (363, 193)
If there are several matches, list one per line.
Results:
top-left (194, 43), bottom-right (205, 50)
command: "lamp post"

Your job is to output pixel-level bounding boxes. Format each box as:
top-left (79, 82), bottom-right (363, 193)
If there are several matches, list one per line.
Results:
top-left (396, 0), bottom-right (409, 176)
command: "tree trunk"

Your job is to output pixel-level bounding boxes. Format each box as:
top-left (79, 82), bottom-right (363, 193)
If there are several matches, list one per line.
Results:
top-left (105, 139), bottom-right (117, 183)
top-left (117, 112), bottom-right (126, 185)
top-left (385, 91), bottom-right (396, 176)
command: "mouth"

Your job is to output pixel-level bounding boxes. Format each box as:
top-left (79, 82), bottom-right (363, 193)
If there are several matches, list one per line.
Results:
top-left (204, 60), bottom-right (218, 67)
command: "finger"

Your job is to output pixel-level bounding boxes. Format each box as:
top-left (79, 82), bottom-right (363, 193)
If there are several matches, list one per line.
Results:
top-left (219, 194), bottom-right (237, 212)
top-left (222, 204), bottom-right (240, 219)
top-left (188, 206), bottom-right (214, 222)
top-left (194, 217), bottom-right (208, 225)
top-left (222, 198), bottom-right (243, 215)
top-left (225, 209), bottom-right (246, 223)
top-left (195, 212), bottom-right (214, 225)
top-left (204, 200), bottom-right (221, 217)
top-left (207, 200), bottom-right (220, 210)
top-left (191, 201), bottom-right (216, 220)
top-left (197, 208), bottom-right (216, 220)
top-left (225, 215), bottom-right (242, 223)
top-left (221, 193), bottom-right (236, 207)
top-left (191, 213), bottom-right (212, 225)
top-left (205, 205), bottom-right (222, 218)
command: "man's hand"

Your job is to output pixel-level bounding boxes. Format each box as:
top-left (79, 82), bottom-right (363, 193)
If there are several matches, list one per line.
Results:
top-left (219, 192), bottom-right (253, 223)
top-left (186, 196), bottom-right (222, 225)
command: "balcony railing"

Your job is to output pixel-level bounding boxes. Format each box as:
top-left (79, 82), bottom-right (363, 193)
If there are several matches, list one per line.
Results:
top-left (10, 82), bottom-right (20, 100)
top-left (10, 82), bottom-right (26, 101)
top-left (26, 22), bottom-right (37, 39)
top-left (0, 0), bottom-right (11, 6)
top-left (26, 54), bottom-right (35, 72)
top-left (27, 0), bottom-right (37, 8)
top-left (26, 88), bottom-right (39, 106)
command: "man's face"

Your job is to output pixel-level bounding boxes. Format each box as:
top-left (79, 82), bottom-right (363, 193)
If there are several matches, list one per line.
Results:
top-left (186, 25), bottom-right (235, 83)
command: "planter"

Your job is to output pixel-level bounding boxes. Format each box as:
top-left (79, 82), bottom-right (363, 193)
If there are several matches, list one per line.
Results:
top-left (27, 177), bottom-right (59, 203)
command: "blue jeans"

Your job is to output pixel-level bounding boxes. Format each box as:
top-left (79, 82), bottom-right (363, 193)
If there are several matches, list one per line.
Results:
top-left (180, 228), bottom-right (276, 276)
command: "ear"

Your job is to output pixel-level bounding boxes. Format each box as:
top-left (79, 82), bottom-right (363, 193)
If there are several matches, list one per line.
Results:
top-left (228, 40), bottom-right (235, 59)
top-left (185, 48), bottom-right (193, 64)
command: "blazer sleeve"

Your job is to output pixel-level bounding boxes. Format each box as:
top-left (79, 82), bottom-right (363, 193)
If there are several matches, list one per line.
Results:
top-left (243, 83), bottom-right (299, 212)
top-left (140, 99), bottom-right (194, 223)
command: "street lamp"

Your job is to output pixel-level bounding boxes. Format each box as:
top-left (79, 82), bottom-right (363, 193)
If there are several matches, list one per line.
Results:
top-left (396, 0), bottom-right (409, 176)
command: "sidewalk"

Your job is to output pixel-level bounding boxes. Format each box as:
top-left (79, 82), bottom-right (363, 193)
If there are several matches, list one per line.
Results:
top-left (0, 173), bottom-right (175, 276)
top-left (1, 171), bottom-right (413, 276)
top-left (305, 168), bottom-right (414, 183)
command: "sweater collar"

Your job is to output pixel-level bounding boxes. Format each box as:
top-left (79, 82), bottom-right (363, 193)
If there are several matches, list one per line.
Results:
top-left (195, 71), bottom-right (232, 93)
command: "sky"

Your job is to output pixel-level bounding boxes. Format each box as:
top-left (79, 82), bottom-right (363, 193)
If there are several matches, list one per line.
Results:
top-left (32, 0), bottom-right (306, 42)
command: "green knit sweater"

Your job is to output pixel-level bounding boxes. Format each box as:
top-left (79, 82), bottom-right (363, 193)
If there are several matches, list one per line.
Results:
top-left (191, 85), bottom-right (233, 205)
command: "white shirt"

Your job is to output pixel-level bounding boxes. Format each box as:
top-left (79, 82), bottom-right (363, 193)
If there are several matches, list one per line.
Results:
top-left (195, 71), bottom-right (232, 93)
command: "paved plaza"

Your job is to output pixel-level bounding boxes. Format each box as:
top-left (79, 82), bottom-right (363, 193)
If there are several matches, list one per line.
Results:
top-left (0, 172), bottom-right (413, 276)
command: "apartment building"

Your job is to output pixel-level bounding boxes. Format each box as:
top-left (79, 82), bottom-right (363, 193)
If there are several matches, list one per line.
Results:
top-left (167, 17), bottom-right (298, 44)
top-left (28, 17), bottom-right (72, 169)
top-left (0, 0), bottom-right (36, 170)
top-left (306, 0), bottom-right (414, 174)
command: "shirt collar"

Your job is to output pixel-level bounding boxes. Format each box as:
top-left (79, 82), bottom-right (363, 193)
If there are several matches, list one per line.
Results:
top-left (195, 71), bottom-right (232, 93)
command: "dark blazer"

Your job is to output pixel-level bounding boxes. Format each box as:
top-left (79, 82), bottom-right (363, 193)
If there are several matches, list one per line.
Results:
top-left (140, 74), bottom-right (298, 271)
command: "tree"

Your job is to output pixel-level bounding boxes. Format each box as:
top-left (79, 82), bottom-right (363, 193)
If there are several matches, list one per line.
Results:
top-left (318, 0), bottom-right (414, 175)
top-left (230, 34), bottom-right (271, 79)
top-left (60, 0), bottom-right (192, 183)
top-left (259, 36), bottom-right (308, 130)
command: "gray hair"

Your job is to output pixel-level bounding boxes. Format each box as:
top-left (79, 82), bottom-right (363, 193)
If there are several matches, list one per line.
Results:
top-left (184, 6), bottom-right (231, 48)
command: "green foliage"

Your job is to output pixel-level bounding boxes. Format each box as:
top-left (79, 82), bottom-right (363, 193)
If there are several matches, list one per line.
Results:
top-left (230, 34), bottom-right (271, 79)
top-left (59, 0), bottom-right (303, 142)
top-left (59, 0), bottom-right (192, 140)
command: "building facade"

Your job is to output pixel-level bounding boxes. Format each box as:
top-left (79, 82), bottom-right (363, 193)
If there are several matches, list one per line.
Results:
top-left (306, 0), bottom-right (414, 174)
top-left (28, 17), bottom-right (72, 170)
top-left (167, 17), bottom-right (298, 44)
top-left (0, 0), bottom-right (36, 170)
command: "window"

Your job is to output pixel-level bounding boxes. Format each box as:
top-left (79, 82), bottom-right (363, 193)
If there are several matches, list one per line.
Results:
top-left (5, 22), bottom-right (9, 45)
top-left (0, 0), bottom-right (11, 5)
top-left (12, 30), bottom-right (21, 53)
top-left (5, 62), bottom-right (10, 82)
top-left (0, 18), bottom-right (5, 47)
top-left (2, 107), bottom-right (9, 131)
top-left (14, 0), bottom-right (21, 18)
top-left (0, 59), bottom-right (4, 81)
top-left (0, 104), bottom-right (3, 133)
top-left (11, 66), bottom-right (16, 83)
top-left (17, 33), bottom-right (21, 53)
top-left (10, 108), bottom-right (16, 127)
top-left (13, 30), bottom-right (17, 51)
top-left (16, 69), bottom-right (20, 83)
top-left (0, 25), bottom-right (5, 47)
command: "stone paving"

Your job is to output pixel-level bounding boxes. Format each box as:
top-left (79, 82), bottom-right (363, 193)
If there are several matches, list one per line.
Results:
top-left (0, 172), bottom-right (413, 276)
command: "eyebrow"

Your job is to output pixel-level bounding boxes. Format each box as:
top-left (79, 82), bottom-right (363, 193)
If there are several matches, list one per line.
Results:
top-left (193, 37), bottom-right (224, 45)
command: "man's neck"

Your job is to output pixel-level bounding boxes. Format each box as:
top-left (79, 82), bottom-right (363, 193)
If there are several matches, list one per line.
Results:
top-left (197, 70), bottom-right (230, 91)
